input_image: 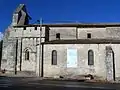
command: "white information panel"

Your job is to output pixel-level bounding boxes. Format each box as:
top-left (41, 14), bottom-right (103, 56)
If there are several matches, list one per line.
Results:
top-left (67, 49), bottom-right (77, 67)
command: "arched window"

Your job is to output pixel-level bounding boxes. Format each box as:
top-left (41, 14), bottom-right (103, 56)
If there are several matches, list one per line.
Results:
top-left (52, 50), bottom-right (57, 65)
top-left (25, 49), bottom-right (29, 60)
top-left (88, 50), bottom-right (94, 65)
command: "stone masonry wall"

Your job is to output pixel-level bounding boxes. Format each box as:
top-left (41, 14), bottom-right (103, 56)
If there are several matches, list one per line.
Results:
top-left (9, 27), bottom-right (45, 38)
top-left (2, 25), bottom-right (120, 78)
top-left (78, 27), bottom-right (120, 39)
top-left (1, 26), bottom-right (45, 74)
top-left (1, 38), bottom-right (17, 71)
top-left (43, 44), bottom-right (120, 80)
top-left (49, 27), bottom-right (77, 40)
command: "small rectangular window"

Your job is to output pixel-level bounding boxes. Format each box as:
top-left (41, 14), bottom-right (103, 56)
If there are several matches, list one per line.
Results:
top-left (56, 33), bottom-right (60, 40)
top-left (87, 33), bottom-right (91, 38)
top-left (23, 27), bottom-right (26, 30)
top-left (35, 27), bottom-right (37, 30)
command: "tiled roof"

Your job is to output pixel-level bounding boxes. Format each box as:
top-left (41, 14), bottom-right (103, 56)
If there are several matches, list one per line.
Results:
top-left (13, 23), bottom-right (120, 27)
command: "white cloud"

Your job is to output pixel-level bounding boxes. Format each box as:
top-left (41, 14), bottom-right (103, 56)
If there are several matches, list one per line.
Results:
top-left (0, 32), bottom-right (3, 40)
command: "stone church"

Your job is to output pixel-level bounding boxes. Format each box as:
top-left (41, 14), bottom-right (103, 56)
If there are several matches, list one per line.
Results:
top-left (1, 4), bottom-right (120, 81)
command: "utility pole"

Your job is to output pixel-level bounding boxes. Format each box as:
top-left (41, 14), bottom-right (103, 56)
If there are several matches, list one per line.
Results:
top-left (38, 18), bottom-right (42, 77)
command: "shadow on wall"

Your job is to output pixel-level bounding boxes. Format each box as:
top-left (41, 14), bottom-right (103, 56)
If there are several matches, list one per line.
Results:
top-left (0, 40), bottom-right (3, 70)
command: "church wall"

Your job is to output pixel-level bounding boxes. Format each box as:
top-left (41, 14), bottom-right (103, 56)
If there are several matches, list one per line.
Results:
top-left (49, 27), bottom-right (120, 41)
top-left (9, 27), bottom-right (45, 38)
top-left (1, 25), bottom-right (46, 75)
top-left (106, 27), bottom-right (120, 39)
top-left (78, 28), bottom-right (107, 39)
top-left (8, 26), bottom-right (120, 42)
top-left (49, 27), bottom-right (77, 41)
top-left (21, 37), bottom-right (45, 71)
top-left (21, 38), bottom-right (37, 71)
top-left (1, 42), bottom-right (16, 71)
top-left (2, 25), bottom-right (120, 79)
top-left (43, 44), bottom-right (120, 80)
top-left (78, 27), bottom-right (120, 39)
top-left (111, 44), bottom-right (120, 80)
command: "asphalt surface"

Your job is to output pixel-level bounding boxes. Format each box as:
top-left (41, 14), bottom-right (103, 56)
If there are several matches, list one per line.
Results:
top-left (0, 77), bottom-right (118, 90)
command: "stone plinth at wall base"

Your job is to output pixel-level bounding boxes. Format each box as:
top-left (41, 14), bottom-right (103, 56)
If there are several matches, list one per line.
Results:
top-left (85, 79), bottom-right (117, 84)
top-left (0, 71), bottom-right (37, 77)
top-left (53, 76), bottom-right (60, 79)
top-left (43, 75), bottom-right (119, 84)
top-left (43, 77), bottom-right (86, 82)
top-left (43, 77), bottom-right (119, 84)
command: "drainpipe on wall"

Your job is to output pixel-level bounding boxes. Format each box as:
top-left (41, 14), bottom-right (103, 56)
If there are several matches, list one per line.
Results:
top-left (15, 38), bottom-right (18, 75)
top-left (20, 38), bottom-right (22, 71)
top-left (112, 50), bottom-right (115, 81)
top-left (41, 43), bottom-right (44, 77)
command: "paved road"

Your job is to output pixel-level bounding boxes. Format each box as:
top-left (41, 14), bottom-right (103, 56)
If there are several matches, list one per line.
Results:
top-left (0, 77), bottom-right (118, 90)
